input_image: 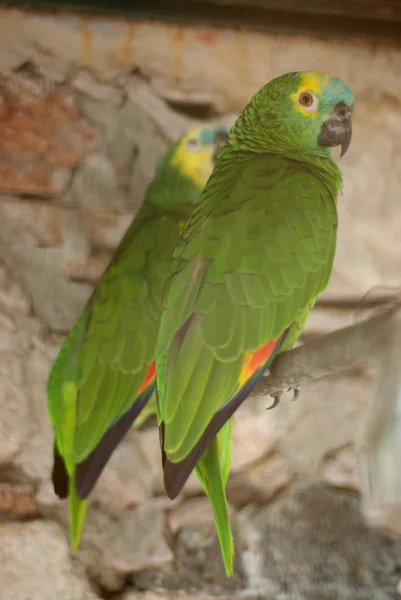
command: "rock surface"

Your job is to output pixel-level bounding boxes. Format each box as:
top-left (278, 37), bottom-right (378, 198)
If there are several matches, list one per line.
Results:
top-left (0, 521), bottom-right (101, 600)
top-left (0, 69), bottom-right (98, 196)
top-left (247, 481), bottom-right (401, 600)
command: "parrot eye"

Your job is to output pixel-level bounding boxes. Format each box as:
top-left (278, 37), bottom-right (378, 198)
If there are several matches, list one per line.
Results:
top-left (186, 138), bottom-right (201, 151)
top-left (298, 91), bottom-right (318, 112)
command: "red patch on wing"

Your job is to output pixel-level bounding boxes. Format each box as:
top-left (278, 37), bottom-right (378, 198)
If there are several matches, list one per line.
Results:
top-left (138, 361), bottom-right (156, 394)
top-left (248, 339), bottom-right (278, 373)
top-left (240, 338), bottom-right (279, 386)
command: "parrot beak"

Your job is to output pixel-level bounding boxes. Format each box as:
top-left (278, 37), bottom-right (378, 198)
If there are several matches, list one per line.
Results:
top-left (317, 102), bottom-right (353, 157)
top-left (212, 131), bottom-right (228, 162)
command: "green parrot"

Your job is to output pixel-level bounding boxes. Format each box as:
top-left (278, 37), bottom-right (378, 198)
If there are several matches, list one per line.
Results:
top-left (47, 123), bottom-right (228, 550)
top-left (155, 71), bottom-right (354, 575)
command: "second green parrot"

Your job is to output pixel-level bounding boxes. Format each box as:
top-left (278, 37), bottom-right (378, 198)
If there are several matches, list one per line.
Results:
top-left (47, 123), bottom-right (228, 550)
top-left (156, 71), bottom-right (354, 575)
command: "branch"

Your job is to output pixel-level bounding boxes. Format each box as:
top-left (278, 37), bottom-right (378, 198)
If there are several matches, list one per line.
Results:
top-left (253, 306), bottom-right (401, 397)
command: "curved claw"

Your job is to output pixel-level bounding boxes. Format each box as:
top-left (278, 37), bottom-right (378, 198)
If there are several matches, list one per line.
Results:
top-left (291, 386), bottom-right (300, 402)
top-left (266, 391), bottom-right (282, 410)
top-left (266, 386), bottom-right (300, 410)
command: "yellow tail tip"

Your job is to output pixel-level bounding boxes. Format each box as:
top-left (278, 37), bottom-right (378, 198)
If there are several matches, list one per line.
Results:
top-left (224, 559), bottom-right (234, 577)
top-left (68, 480), bottom-right (87, 552)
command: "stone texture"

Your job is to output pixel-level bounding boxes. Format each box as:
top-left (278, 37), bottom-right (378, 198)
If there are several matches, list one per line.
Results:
top-left (11, 339), bottom-right (62, 482)
top-left (0, 261), bottom-right (43, 468)
top-left (72, 69), bottom-right (125, 105)
top-left (0, 483), bottom-right (37, 519)
top-left (269, 366), bottom-right (378, 477)
top-left (126, 77), bottom-right (196, 142)
top-left (0, 70), bottom-right (98, 196)
top-left (167, 497), bottom-right (236, 538)
top-left (245, 481), bottom-right (401, 600)
top-left (227, 454), bottom-right (294, 509)
top-left (0, 520), bottom-right (100, 600)
top-left (124, 594), bottom-right (240, 600)
top-left (0, 260), bottom-right (63, 480)
top-left (320, 444), bottom-right (360, 492)
top-left (75, 503), bottom-right (174, 593)
top-left (134, 500), bottom-right (246, 596)
top-left (323, 101), bottom-right (401, 302)
top-left (300, 306), bottom-right (358, 342)
top-left (74, 78), bottom-right (189, 213)
top-left (3, 12), bottom-right (399, 109)
top-left (0, 197), bottom-right (94, 331)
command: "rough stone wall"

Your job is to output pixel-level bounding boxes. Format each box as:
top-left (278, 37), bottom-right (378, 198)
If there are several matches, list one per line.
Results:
top-left (0, 9), bottom-right (401, 600)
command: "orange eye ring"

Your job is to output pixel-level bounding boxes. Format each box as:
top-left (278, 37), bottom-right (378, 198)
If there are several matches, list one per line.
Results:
top-left (299, 92), bottom-right (314, 107)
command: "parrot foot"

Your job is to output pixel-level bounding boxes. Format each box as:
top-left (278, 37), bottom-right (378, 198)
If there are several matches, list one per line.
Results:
top-left (266, 386), bottom-right (300, 410)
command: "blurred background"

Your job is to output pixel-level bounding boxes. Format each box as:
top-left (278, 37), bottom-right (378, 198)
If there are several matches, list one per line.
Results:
top-left (0, 3), bottom-right (401, 600)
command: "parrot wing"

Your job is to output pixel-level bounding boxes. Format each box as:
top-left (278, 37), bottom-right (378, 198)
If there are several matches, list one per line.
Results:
top-left (48, 209), bottom-right (181, 503)
top-left (157, 153), bottom-right (338, 498)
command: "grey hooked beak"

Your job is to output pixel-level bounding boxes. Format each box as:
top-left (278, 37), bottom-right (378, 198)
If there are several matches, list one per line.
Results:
top-left (212, 131), bottom-right (228, 162)
top-left (317, 102), bottom-right (353, 158)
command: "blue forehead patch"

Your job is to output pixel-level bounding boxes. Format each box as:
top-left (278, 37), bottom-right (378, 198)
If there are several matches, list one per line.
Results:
top-left (199, 126), bottom-right (227, 146)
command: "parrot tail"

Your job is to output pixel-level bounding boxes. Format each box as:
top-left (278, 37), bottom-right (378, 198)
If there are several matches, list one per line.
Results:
top-left (69, 477), bottom-right (87, 551)
top-left (52, 442), bottom-right (69, 499)
top-left (161, 372), bottom-right (258, 500)
top-left (162, 329), bottom-right (289, 500)
top-left (51, 444), bottom-right (87, 550)
top-left (195, 420), bottom-right (234, 576)
top-left (75, 385), bottom-right (155, 499)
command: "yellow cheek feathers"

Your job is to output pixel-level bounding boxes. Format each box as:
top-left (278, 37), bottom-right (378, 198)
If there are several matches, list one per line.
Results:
top-left (290, 71), bottom-right (330, 120)
top-left (170, 129), bottom-right (214, 189)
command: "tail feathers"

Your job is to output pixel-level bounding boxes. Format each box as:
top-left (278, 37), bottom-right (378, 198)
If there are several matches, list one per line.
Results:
top-left (162, 329), bottom-right (289, 500)
top-left (195, 422), bottom-right (234, 576)
top-left (69, 478), bottom-right (87, 551)
top-left (76, 385), bottom-right (154, 499)
top-left (51, 443), bottom-right (86, 550)
top-left (162, 363), bottom-right (269, 499)
top-left (52, 442), bottom-right (69, 499)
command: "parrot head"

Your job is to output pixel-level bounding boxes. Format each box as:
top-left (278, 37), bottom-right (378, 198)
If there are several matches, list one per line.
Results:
top-left (231, 70), bottom-right (354, 159)
top-left (153, 123), bottom-right (228, 194)
top-left (168, 123), bottom-right (228, 188)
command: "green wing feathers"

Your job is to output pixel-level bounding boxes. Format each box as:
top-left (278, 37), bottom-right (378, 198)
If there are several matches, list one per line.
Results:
top-left (157, 153), bottom-right (339, 463)
top-left (47, 211), bottom-right (181, 549)
top-left (72, 215), bottom-right (179, 461)
top-left (49, 211), bottom-right (179, 461)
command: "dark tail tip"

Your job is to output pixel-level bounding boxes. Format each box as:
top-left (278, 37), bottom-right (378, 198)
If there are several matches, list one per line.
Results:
top-left (160, 354), bottom-right (278, 501)
top-left (163, 457), bottom-right (188, 500)
top-left (76, 391), bottom-right (152, 499)
top-left (161, 423), bottom-right (212, 500)
top-left (52, 442), bottom-right (69, 499)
